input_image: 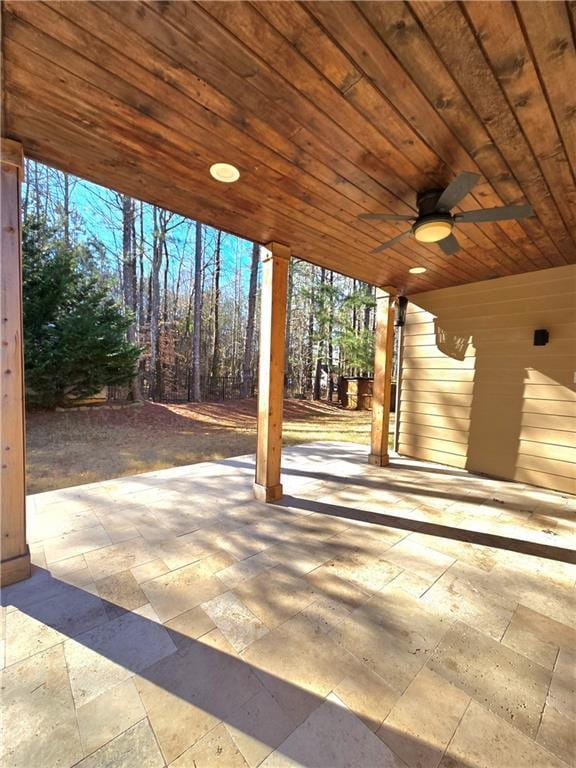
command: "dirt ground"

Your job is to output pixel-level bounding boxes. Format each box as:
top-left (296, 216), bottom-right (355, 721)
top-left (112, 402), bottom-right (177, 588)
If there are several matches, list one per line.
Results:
top-left (26, 399), bottom-right (375, 493)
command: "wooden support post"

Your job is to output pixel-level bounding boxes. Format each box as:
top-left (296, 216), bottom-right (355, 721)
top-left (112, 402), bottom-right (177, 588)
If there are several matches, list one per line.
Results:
top-left (369, 289), bottom-right (396, 467)
top-left (254, 242), bottom-right (290, 502)
top-left (1, 138), bottom-right (30, 586)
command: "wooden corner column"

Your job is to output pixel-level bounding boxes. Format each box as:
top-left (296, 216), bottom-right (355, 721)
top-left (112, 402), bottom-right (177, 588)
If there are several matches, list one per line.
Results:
top-left (1, 138), bottom-right (30, 586)
top-left (368, 289), bottom-right (396, 467)
top-left (254, 242), bottom-right (290, 502)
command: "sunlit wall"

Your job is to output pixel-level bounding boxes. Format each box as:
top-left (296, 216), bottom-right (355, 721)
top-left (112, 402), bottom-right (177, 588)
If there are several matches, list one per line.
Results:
top-left (398, 265), bottom-right (576, 494)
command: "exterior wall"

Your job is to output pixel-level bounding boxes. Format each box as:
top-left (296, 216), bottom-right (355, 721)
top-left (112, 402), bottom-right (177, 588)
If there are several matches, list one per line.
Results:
top-left (398, 265), bottom-right (576, 494)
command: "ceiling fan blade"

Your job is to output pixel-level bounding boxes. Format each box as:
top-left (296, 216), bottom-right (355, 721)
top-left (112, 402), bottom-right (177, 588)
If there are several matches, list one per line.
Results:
top-left (358, 213), bottom-right (415, 222)
top-left (372, 230), bottom-right (412, 253)
top-left (456, 205), bottom-right (534, 223)
top-left (436, 172), bottom-right (481, 211)
top-left (438, 233), bottom-right (460, 256)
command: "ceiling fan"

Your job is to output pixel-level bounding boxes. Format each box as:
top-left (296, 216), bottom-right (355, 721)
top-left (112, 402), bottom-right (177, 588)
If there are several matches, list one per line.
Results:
top-left (359, 172), bottom-right (534, 255)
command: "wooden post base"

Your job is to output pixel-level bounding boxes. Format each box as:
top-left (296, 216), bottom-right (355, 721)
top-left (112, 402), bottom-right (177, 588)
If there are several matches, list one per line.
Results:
top-left (0, 547), bottom-right (31, 587)
top-left (253, 483), bottom-right (283, 503)
top-left (368, 453), bottom-right (390, 467)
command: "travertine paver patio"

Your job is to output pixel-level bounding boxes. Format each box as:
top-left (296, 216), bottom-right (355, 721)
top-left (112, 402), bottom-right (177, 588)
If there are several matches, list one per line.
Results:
top-left (1, 442), bottom-right (575, 768)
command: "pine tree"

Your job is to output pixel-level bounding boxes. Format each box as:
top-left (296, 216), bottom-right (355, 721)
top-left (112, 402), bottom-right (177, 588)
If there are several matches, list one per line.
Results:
top-left (22, 216), bottom-right (140, 408)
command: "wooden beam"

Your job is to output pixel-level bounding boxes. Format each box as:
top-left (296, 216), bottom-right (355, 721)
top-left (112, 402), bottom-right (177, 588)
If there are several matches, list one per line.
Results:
top-left (369, 289), bottom-right (396, 467)
top-left (1, 137), bottom-right (30, 586)
top-left (254, 242), bottom-right (290, 503)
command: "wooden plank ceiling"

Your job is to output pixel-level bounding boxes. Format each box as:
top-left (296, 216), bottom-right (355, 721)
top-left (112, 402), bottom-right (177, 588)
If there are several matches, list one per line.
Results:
top-left (2, 1), bottom-right (575, 292)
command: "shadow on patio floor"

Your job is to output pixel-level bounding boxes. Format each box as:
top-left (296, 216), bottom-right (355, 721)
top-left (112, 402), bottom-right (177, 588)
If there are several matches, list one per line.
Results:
top-left (277, 495), bottom-right (576, 565)
top-left (1, 567), bottom-right (475, 767)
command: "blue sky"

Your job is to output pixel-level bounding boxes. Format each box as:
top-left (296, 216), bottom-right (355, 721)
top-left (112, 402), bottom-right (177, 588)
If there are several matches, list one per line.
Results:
top-left (24, 160), bottom-right (258, 292)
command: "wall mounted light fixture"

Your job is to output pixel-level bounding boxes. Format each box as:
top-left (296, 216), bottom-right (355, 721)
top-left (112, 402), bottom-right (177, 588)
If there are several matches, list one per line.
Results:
top-left (533, 329), bottom-right (549, 346)
top-left (395, 296), bottom-right (408, 327)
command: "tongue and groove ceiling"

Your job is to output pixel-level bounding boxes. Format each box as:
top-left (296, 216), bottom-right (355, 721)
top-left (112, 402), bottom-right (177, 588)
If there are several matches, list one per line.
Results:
top-left (2, 1), bottom-right (575, 292)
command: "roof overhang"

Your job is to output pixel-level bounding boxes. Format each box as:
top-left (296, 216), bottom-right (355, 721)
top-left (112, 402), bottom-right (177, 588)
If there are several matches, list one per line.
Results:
top-left (2, 1), bottom-right (574, 292)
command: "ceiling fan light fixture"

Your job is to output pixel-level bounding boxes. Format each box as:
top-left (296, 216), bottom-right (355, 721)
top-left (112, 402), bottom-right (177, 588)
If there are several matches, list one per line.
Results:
top-left (413, 216), bottom-right (453, 243)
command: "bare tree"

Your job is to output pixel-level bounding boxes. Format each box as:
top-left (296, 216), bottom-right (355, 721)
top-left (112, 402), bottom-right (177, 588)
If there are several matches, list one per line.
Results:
top-left (240, 242), bottom-right (259, 398)
top-left (62, 173), bottom-right (71, 248)
top-left (23, 159), bottom-right (31, 218)
top-left (328, 270), bottom-right (335, 402)
top-left (149, 206), bottom-right (163, 400)
top-left (120, 194), bottom-right (141, 400)
top-left (190, 221), bottom-right (203, 402)
top-left (285, 256), bottom-right (294, 389)
top-left (51, 170), bottom-right (78, 247)
top-left (231, 245), bottom-right (242, 380)
top-left (307, 266), bottom-right (315, 396)
top-left (138, 201), bottom-right (146, 337)
top-left (313, 267), bottom-right (326, 401)
top-left (211, 230), bottom-right (222, 383)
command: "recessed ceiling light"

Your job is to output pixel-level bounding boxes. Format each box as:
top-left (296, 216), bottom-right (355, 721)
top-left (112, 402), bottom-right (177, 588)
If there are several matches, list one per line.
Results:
top-left (409, 266), bottom-right (427, 274)
top-left (209, 163), bottom-right (240, 183)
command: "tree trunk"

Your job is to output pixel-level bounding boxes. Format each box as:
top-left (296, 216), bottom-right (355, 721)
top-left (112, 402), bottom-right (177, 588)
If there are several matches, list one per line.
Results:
top-left (162, 239), bottom-right (170, 324)
top-left (34, 161), bottom-right (41, 219)
top-left (190, 221), bottom-right (202, 402)
top-left (232, 247), bottom-right (241, 380)
top-left (150, 207), bottom-right (163, 401)
top-left (352, 279), bottom-right (358, 376)
top-left (23, 159), bottom-right (30, 218)
top-left (362, 284), bottom-right (373, 377)
top-left (307, 267), bottom-right (315, 397)
top-left (131, 200), bottom-right (138, 332)
top-left (364, 284), bottom-right (372, 333)
top-left (63, 173), bottom-right (70, 248)
top-left (313, 268), bottom-right (326, 401)
top-left (328, 270), bottom-right (334, 402)
top-left (284, 257), bottom-right (294, 393)
top-left (211, 230), bottom-right (222, 382)
top-left (138, 202), bottom-right (145, 337)
top-left (240, 242), bottom-right (259, 398)
top-left (121, 195), bottom-right (141, 401)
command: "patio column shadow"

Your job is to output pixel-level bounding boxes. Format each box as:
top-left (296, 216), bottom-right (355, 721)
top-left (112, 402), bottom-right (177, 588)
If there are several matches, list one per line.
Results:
top-left (277, 496), bottom-right (576, 565)
top-left (221, 457), bottom-right (570, 518)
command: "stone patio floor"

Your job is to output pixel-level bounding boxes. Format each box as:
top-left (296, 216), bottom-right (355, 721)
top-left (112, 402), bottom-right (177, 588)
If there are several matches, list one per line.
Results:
top-left (1, 441), bottom-right (575, 768)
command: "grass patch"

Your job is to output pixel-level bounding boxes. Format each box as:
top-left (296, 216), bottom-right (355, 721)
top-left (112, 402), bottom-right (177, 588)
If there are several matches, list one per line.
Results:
top-left (26, 399), bottom-right (375, 493)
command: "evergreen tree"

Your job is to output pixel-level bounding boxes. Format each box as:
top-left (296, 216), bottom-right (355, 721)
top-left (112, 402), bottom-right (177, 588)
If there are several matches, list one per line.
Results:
top-left (337, 290), bottom-right (377, 375)
top-left (22, 216), bottom-right (141, 408)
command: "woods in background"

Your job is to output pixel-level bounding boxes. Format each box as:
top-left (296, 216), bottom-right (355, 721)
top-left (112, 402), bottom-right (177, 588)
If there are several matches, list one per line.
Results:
top-left (23, 160), bottom-right (378, 407)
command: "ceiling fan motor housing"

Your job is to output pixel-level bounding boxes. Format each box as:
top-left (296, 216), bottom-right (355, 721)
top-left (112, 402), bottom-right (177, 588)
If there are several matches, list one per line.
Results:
top-left (416, 189), bottom-right (445, 215)
top-left (413, 190), bottom-right (454, 242)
